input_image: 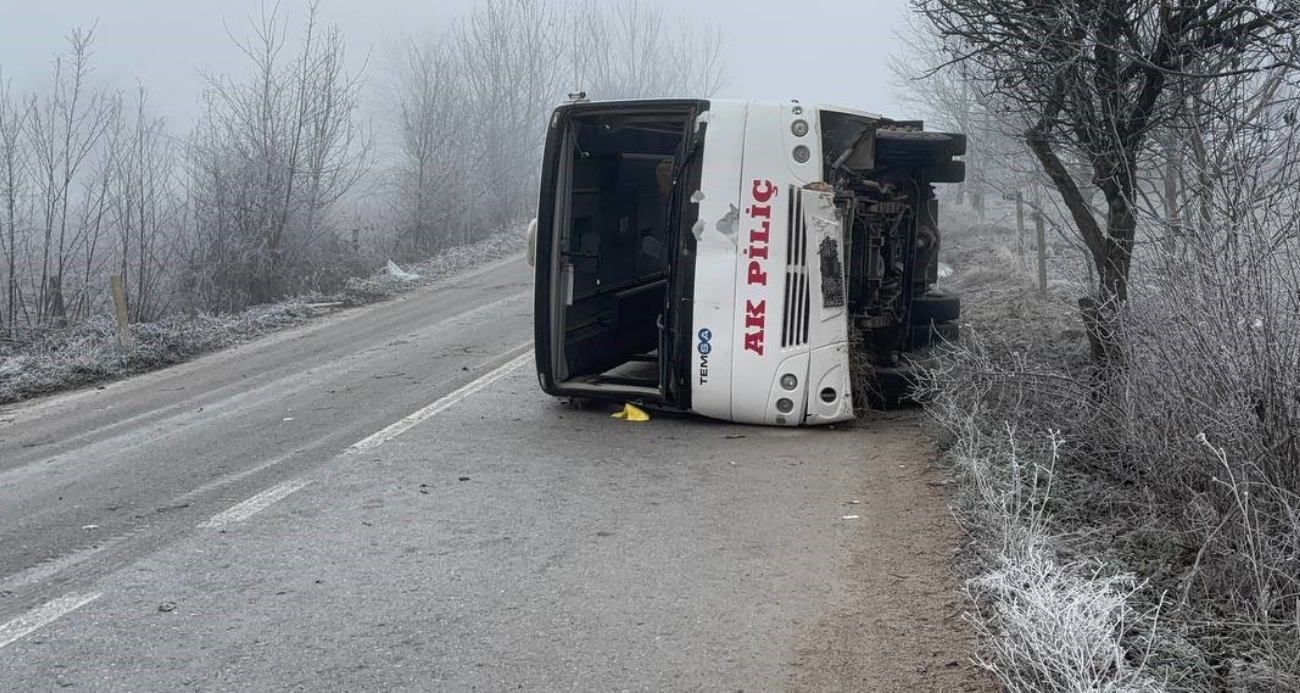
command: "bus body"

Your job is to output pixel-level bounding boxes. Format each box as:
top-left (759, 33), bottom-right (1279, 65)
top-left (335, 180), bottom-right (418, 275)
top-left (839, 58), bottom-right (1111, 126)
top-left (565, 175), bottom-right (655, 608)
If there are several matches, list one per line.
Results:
top-left (530, 98), bottom-right (965, 426)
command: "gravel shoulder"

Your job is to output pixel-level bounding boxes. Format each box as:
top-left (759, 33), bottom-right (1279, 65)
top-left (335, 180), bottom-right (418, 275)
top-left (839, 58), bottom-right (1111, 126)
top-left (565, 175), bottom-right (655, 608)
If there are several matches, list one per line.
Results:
top-left (790, 413), bottom-right (993, 693)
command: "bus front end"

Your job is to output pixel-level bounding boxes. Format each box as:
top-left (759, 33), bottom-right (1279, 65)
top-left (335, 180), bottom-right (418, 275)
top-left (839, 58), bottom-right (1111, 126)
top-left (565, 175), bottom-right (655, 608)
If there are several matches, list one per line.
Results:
top-left (689, 101), bottom-right (855, 426)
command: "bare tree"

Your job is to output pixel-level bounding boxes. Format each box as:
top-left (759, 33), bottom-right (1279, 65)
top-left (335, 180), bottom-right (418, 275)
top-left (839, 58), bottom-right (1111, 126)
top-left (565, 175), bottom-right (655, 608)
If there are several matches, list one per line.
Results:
top-left (455, 0), bottom-right (564, 232)
top-left (23, 28), bottom-right (119, 325)
top-left (186, 0), bottom-right (369, 310)
top-left (388, 37), bottom-right (468, 256)
top-left (567, 0), bottom-right (728, 100)
top-left (915, 0), bottom-right (1300, 362)
top-left (568, 0), bottom-right (672, 99)
top-left (0, 70), bottom-right (29, 332)
top-left (889, 16), bottom-right (991, 204)
top-left (665, 15), bottom-right (729, 98)
top-left (106, 87), bottom-right (176, 321)
top-left (382, 0), bottom-right (729, 262)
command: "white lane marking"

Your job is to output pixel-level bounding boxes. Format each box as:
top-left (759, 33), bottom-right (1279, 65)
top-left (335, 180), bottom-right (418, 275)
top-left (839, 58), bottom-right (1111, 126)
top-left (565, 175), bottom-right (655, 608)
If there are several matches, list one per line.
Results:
top-left (0, 540), bottom-right (119, 592)
top-left (0, 592), bottom-right (101, 650)
top-left (3, 450), bottom-right (305, 591)
top-left (346, 348), bottom-right (534, 454)
top-left (170, 449), bottom-right (305, 510)
top-left (198, 479), bottom-right (310, 529)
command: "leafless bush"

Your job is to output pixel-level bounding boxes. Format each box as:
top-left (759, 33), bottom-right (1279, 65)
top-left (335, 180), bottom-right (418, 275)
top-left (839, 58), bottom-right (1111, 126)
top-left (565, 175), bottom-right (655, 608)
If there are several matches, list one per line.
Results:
top-left (1092, 129), bottom-right (1300, 684)
top-left (922, 153), bottom-right (1300, 693)
top-left (182, 0), bottom-right (370, 312)
top-left (920, 344), bottom-right (1165, 692)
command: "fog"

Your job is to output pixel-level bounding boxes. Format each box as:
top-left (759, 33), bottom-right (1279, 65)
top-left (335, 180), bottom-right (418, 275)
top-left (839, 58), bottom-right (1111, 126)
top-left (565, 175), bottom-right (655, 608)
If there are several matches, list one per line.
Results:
top-left (0, 0), bottom-right (909, 126)
top-left (0, 0), bottom-right (915, 326)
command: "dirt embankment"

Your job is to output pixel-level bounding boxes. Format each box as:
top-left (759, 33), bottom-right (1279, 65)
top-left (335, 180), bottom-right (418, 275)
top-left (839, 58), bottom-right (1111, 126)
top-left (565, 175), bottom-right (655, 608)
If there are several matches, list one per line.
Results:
top-left (790, 416), bottom-right (997, 693)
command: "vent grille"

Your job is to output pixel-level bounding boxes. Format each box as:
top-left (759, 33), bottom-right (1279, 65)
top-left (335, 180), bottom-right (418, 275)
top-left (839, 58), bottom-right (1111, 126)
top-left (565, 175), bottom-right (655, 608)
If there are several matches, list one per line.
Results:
top-left (781, 187), bottom-right (810, 348)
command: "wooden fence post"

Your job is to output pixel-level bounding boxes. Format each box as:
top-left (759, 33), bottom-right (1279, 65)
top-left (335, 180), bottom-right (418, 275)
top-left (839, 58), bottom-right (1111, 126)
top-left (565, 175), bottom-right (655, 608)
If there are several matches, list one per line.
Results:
top-left (110, 274), bottom-right (133, 347)
top-left (1034, 212), bottom-right (1048, 298)
top-left (1015, 191), bottom-right (1026, 268)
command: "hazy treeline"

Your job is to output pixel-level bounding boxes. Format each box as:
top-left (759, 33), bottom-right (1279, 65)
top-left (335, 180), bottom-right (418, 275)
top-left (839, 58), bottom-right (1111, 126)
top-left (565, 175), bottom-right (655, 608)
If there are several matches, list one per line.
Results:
top-left (0, 0), bottom-right (727, 331)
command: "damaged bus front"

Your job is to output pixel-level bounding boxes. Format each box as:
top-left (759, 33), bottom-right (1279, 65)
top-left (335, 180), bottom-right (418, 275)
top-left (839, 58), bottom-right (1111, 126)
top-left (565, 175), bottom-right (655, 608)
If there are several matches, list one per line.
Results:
top-left (530, 98), bottom-right (965, 426)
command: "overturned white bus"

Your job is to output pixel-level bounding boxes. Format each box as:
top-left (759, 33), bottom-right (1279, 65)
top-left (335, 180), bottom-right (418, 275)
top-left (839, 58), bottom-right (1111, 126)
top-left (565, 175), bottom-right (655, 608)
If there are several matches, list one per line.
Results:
top-left (528, 98), bottom-right (965, 426)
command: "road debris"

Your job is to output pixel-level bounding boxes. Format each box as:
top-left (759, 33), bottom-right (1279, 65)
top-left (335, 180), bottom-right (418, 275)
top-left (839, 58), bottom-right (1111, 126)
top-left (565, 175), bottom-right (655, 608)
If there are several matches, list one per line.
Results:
top-left (841, 515), bottom-right (861, 520)
top-left (158, 602), bottom-right (177, 613)
top-left (385, 260), bottom-right (420, 282)
top-left (611, 404), bottom-right (650, 422)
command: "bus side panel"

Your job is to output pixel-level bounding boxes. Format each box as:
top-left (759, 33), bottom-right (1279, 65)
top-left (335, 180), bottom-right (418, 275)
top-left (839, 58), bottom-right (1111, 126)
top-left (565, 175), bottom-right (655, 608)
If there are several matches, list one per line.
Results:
top-left (688, 101), bottom-right (749, 423)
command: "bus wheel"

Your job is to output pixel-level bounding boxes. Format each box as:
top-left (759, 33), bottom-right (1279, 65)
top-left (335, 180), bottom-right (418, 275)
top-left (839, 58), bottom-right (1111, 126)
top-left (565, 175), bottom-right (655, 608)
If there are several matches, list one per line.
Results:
top-left (910, 293), bottom-right (961, 324)
top-left (865, 366), bottom-right (917, 408)
top-left (905, 321), bottom-right (960, 351)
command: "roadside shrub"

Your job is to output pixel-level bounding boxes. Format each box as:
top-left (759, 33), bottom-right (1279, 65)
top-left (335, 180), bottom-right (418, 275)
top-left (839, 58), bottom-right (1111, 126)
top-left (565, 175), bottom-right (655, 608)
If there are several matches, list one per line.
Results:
top-left (921, 336), bottom-right (1165, 692)
top-left (1097, 219), bottom-right (1300, 685)
top-left (923, 189), bottom-right (1300, 689)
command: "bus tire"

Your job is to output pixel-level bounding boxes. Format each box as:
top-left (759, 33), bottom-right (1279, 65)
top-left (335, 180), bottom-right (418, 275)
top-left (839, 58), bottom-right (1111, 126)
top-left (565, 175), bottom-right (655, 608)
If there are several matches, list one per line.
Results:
top-left (868, 366), bottom-right (916, 407)
top-left (905, 321), bottom-right (959, 351)
top-left (910, 293), bottom-right (961, 324)
top-left (924, 160), bottom-right (966, 184)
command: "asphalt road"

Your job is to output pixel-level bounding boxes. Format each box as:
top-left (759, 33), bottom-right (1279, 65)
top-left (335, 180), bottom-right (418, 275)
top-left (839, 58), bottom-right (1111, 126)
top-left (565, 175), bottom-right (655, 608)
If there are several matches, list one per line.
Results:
top-left (0, 256), bottom-right (990, 692)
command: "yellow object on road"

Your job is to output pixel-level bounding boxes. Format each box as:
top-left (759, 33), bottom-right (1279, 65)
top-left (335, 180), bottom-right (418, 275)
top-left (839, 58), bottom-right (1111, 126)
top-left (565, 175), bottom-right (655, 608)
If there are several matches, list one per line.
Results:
top-left (611, 404), bottom-right (650, 422)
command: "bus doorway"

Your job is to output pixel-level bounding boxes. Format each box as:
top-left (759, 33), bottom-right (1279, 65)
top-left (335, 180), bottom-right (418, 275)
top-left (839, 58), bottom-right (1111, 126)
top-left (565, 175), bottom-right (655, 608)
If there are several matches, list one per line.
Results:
top-left (536, 105), bottom-right (699, 404)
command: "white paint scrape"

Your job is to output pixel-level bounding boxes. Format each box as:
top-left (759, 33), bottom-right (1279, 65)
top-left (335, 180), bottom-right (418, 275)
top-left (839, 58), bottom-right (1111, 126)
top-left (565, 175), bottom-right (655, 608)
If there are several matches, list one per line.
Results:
top-left (0, 592), bottom-right (101, 650)
top-left (346, 351), bottom-right (533, 454)
top-left (199, 479), bottom-right (310, 529)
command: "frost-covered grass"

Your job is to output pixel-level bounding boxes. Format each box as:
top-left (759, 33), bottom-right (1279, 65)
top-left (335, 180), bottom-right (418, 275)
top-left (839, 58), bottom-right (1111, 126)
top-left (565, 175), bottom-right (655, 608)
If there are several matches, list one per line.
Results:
top-left (921, 341), bottom-right (1166, 693)
top-left (338, 231), bottom-right (524, 303)
top-left (0, 302), bottom-right (315, 404)
top-left (0, 231), bottom-right (525, 404)
top-left (921, 211), bottom-right (1300, 692)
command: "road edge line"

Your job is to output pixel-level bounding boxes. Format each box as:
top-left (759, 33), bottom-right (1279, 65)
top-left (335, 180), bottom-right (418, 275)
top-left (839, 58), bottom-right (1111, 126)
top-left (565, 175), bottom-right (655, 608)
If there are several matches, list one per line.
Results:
top-left (346, 346), bottom-right (534, 454)
top-left (198, 478), bottom-right (311, 529)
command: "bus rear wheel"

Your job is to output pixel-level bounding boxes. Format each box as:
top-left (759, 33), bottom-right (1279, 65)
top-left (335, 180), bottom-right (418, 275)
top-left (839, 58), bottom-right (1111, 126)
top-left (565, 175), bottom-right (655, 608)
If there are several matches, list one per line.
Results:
top-left (910, 293), bottom-right (961, 324)
top-left (866, 365), bottom-right (918, 408)
top-left (905, 320), bottom-right (960, 351)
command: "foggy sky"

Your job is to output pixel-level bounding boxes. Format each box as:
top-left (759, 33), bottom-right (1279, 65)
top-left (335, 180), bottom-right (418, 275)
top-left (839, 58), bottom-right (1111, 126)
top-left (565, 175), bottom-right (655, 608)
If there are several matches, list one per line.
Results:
top-left (0, 0), bottom-right (911, 128)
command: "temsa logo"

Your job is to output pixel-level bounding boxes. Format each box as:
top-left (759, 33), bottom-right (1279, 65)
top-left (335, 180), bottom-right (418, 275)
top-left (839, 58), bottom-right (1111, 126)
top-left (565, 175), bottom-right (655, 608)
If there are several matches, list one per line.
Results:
top-left (743, 179), bottom-right (777, 356)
